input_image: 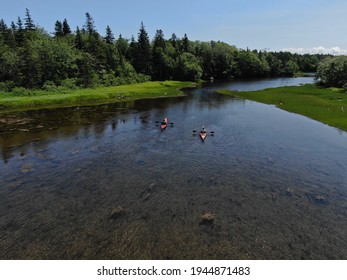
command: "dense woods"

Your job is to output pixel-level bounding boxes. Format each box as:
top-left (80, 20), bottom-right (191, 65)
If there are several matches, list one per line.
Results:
top-left (315, 56), bottom-right (347, 88)
top-left (0, 10), bottom-right (335, 92)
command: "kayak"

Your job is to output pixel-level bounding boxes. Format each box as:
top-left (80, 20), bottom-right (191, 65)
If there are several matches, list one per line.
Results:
top-left (200, 131), bottom-right (207, 140)
top-left (161, 118), bottom-right (168, 130)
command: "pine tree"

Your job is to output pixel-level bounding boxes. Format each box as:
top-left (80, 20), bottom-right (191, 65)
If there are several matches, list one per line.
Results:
top-left (127, 35), bottom-right (138, 67)
top-left (169, 33), bottom-right (178, 49)
top-left (15, 17), bottom-right (25, 45)
top-left (54, 20), bottom-right (64, 37)
top-left (153, 29), bottom-right (165, 49)
top-left (0, 19), bottom-right (7, 34)
top-left (136, 22), bottom-right (151, 75)
top-left (62, 19), bottom-right (71, 35)
top-left (116, 34), bottom-right (128, 67)
top-left (75, 26), bottom-right (84, 49)
top-left (104, 25), bottom-right (114, 44)
top-left (152, 29), bottom-right (168, 80)
top-left (182, 33), bottom-right (189, 52)
top-left (169, 33), bottom-right (180, 59)
top-left (10, 21), bottom-right (16, 32)
top-left (84, 12), bottom-right (95, 35)
top-left (0, 19), bottom-right (7, 43)
top-left (24, 8), bottom-right (35, 31)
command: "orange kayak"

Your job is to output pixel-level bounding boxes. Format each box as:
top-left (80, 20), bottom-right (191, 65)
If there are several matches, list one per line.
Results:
top-left (200, 131), bottom-right (207, 140)
top-left (161, 118), bottom-right (168, 130)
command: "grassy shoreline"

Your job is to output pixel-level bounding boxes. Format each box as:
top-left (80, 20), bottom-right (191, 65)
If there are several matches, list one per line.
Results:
top-left (217, 84), bottom-right (347, 131)
top-left (0, 81), bottom-right (196, 112)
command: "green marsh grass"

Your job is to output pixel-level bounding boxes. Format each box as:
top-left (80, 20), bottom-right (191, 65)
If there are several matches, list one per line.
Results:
top-left (218, 84), bottom-right (347, 131)
top-left (0, 81), bottom-right (196, 112)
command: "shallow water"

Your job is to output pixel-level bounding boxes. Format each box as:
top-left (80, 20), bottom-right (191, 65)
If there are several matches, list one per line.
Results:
top-left (1, 77), bottom-right (347, 259)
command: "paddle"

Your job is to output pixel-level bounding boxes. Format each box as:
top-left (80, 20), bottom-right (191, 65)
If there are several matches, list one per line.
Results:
top-left (193, 130), bottom-right (214, 134)
top-left (156, 121), bottom-right (173, 125)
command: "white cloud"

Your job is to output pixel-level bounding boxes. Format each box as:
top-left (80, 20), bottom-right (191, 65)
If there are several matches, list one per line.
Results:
top-left (281, 46), bottom-right (347, 55)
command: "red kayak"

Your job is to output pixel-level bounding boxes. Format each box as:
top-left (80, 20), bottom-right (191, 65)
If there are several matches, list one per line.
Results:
top-left (200, 130), bottom-right (207, 140)
top-left (161, 118), bottom-right (168, 130)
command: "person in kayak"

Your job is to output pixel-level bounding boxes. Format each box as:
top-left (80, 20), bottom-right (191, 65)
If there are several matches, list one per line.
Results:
top-left (201, 126), bottom-right (206, 133)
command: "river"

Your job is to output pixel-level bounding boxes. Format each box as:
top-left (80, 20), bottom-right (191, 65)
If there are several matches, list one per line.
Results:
top-left (1, 77), bottom-right (347, 259)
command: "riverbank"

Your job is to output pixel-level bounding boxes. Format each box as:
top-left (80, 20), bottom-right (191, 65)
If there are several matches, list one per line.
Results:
top-left (217, 84), bottom-right (347, 131)
top-left (0, 81), bottom-right (196, 112)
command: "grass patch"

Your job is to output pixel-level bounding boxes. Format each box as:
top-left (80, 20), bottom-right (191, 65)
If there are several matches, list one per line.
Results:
top-left (0, 81), bottom-right (196, 112)
top-left (218, 84), bottom-right (347, 131)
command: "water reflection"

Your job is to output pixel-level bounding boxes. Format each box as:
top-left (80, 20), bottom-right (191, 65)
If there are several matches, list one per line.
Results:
top-left (1, 77), bottom-right (347, 259)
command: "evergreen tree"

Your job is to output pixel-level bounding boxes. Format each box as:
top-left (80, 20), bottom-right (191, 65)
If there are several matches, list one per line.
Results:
top-left (116, 34), bottom-right (128, 67)
top-left (153, 29), bottom-right (165, 49)
top-left (62, 19), bottom-right (71, 35)
top-left (24, 8), bottom-right (35, 31)
top-left (0, 19), bottom-right (7, 35)
top-left (127, 35), bottom-right (138, 67)
top-left (7, 21), bottom-right (17, 48)
top-left (135, 22), bottom-right (151, 75)
top-left (75, 26), bottom-right (84, 49)
top-left (152, 29), bottom-right (170, 80)
top-left (182, 33), bottom-right (189, 52)
top-left (0, 19), bottom-right (8, 45)
top-left (10, 21), bottom-right (16, 32)
top-left (169, 33), bottom-right (178, 49)
top-left (54, 20), bottom-right (64, 37)
top-left (15, 17), bottom-right (25, 45)
top-left (84, 12), bottom-right (95, 35)
top-left (168, 33), bottom-right (180, 59)
top-left (104, 25), bottom-right (114, 44)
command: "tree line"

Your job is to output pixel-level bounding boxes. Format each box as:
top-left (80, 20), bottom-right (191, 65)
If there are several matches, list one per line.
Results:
top-left (0, 9), bottom-right (333, 92)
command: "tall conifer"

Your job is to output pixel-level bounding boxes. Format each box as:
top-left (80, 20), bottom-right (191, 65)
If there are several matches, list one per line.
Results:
top-left (104, 25), bottom-right (114, 44)
top-left (136, 22), bottom-right (151, 75)
top-left (84, 12), bottom-right (95, 35)
top-left (54, 20), bottom-right (63, 37)
top-left (62, 19), bottom-right (71, 35)
top-left (24, 8), bottom-right (35, 30)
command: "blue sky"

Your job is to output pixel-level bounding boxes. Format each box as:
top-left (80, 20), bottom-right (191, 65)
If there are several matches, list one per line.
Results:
top-left (1, 0), bottom-right (347, 54)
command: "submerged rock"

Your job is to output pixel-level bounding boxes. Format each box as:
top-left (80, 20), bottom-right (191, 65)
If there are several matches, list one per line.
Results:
top-left (285, 187), bottom-right (294, 197)
top-left (110, 206), bottom-right (124, 219)
top-left (306, 193), bottom-right (328, 206)
top-left (21, 163), bottom-right (34, 174)
top-left (200, 212), bottom-right (215, 225)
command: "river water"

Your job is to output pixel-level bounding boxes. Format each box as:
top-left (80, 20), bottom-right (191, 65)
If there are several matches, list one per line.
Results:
top-left (1, 77), bottom-right (347, 259)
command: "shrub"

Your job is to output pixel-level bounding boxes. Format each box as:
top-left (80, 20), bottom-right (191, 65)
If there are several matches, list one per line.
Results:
top-left (0, 81), bottom-right (16, 92)
top-left (42, 81), bottom-right (59, 92)
top-left (12, 87), bottom-right (33, 96)
top-left (60, 78), bottom-right (79, 90)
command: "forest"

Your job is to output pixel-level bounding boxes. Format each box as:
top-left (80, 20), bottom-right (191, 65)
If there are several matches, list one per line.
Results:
top-left (0, 9), bottom-right (336, 92)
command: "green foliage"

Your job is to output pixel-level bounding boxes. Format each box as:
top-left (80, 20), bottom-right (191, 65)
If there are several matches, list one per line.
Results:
top-left (0, 81), bottom-right (15, 92)
top-left (0, 81), bottom-right (195, 111)
top-left (236, 50), bottom-right (268, 77)
top-left (316, 56), bottom-right (347, 88)
top-left (175, 53), bottom-right (202, 81)
top-left (60, 78), bottom-right (78, 90)
top-left (0, 9), bottom-right (332, 94)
